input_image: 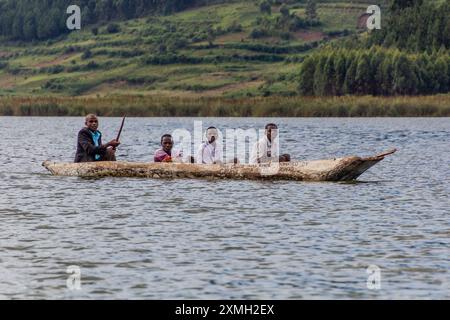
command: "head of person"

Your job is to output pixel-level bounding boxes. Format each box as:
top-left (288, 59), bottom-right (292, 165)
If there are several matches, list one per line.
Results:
top-left (206, 127), bottom-right (219, 144)
top-left (85, 114), bottom-right (99, 132)
top-left (265, 123), bottom-right (278, 142)
top-left (161, 134), bottom-right (173, 153)
top-left (280, 154), bottom-right (291, 162)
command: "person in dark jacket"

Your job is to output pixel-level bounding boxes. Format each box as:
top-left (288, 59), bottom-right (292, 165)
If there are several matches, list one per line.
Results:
top-left (74, 114), bottom-right (120, 163)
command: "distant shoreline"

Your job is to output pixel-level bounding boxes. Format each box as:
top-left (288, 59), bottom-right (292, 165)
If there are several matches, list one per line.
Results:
top-left (0, 95), bottom-right (449, 117)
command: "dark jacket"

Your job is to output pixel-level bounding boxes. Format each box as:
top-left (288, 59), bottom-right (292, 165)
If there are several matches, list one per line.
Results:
top-left (74, 128), bottom-right (108, 163)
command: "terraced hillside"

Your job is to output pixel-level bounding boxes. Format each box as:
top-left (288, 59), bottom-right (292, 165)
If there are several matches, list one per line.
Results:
top-left (0, 1), bottom-right (378, 98)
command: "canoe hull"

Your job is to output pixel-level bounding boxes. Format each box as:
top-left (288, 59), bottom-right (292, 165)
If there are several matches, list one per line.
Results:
top-left (42, 150), bottom-right (395, 181)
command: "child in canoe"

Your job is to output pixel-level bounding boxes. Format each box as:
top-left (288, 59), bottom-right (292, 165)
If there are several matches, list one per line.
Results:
top-left (154, 134), bottom-right (184, 163)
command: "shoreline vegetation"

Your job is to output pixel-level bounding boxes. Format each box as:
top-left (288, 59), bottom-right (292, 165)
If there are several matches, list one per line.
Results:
top-left (0, 95), bottom-right (449, 117)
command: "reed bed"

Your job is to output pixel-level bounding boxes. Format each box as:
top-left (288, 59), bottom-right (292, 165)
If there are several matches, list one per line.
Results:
top-left (0, 95), bottom-right (449, 117)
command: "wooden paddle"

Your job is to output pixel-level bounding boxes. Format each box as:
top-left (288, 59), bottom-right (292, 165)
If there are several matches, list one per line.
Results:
top-left (116, 116), bottom-right (126, 142)
top-left (112, 116), bottom-right (126, 151)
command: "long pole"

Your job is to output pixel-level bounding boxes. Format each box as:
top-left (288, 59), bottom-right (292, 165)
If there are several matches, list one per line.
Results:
top-left (116, 116), bottom-right (126, 141)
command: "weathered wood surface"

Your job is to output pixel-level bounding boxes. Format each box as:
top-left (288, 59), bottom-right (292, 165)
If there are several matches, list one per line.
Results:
top-left (42, 149), bottom-right (396, 181)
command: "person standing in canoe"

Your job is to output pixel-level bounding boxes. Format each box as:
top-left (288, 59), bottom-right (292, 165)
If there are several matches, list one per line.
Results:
top-left (74, 114), bottom-right (120, 163)
top-left (250, 123), bottom-right (291, 164)
top-left (154, 134), bottom-right (184, 163)
top-left (196, 126), bottom-right (223, 164)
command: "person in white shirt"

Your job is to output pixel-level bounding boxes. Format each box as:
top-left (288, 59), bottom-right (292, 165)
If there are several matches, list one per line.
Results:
top-left (197, 127), bottom-right (223, 164)
top-left (250, 123), bottom-right (291, 164)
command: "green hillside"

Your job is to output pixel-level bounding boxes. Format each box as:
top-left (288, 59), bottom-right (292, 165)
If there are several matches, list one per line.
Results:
top-left (0, 0), bottom-right (449, 117)
top-left (0, 1), bottom-right (378, 98)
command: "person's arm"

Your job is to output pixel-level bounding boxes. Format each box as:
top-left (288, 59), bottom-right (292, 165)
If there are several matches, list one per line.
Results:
top-left (196, 144), bottom-right (204, 164)
top-left (214, 144), bottom-right (223, 165)
top-left (249, 141), bottom-right (260, 164)
top-left (202, 146), bottom-right (214, 164)
top-left (173, 149), bottom-right (186, 163)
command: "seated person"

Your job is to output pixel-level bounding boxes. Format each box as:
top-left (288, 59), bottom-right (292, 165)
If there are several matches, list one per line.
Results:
top-left (154, 134), bottom-right (184, 163)
top-left (74, 114), bottom-right (120, 163)
top-left (249, 123), bottom-right (291, 164)
top-left (196, 127), bottom-right (223, 164)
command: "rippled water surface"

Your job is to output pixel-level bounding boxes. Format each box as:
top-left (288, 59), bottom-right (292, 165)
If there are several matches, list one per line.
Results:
top-left (0, 117), bottom-right (449, 299)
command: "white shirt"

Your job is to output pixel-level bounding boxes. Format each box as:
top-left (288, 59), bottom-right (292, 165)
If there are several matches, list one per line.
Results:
top-left (171, 149), bottom-right (186, 163)
top-left (197, 142), bottom-right (223, 164)
top-left (250, 135), bottom-right (279, 164)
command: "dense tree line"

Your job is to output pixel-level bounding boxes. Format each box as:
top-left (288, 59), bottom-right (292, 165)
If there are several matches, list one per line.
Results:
top-left (0, 0), bottom-right (208, 40)
top-left (298, 0), bottom-right (450, 96)
top-left (298, 47), bottom-right (450, 96)
top-left (367, 0), bottom-right (449, 52)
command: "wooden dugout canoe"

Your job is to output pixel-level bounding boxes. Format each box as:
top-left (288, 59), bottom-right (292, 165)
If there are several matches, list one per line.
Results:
top-left (42, 149), bottom-right (396, 181)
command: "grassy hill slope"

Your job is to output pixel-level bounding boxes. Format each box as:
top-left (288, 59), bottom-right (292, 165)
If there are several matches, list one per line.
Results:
top-left (0, 1), bottom-right (374, 98)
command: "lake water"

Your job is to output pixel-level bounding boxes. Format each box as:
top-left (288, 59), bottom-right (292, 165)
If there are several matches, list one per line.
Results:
top-left (0, 117), bottom-right (449, 299)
